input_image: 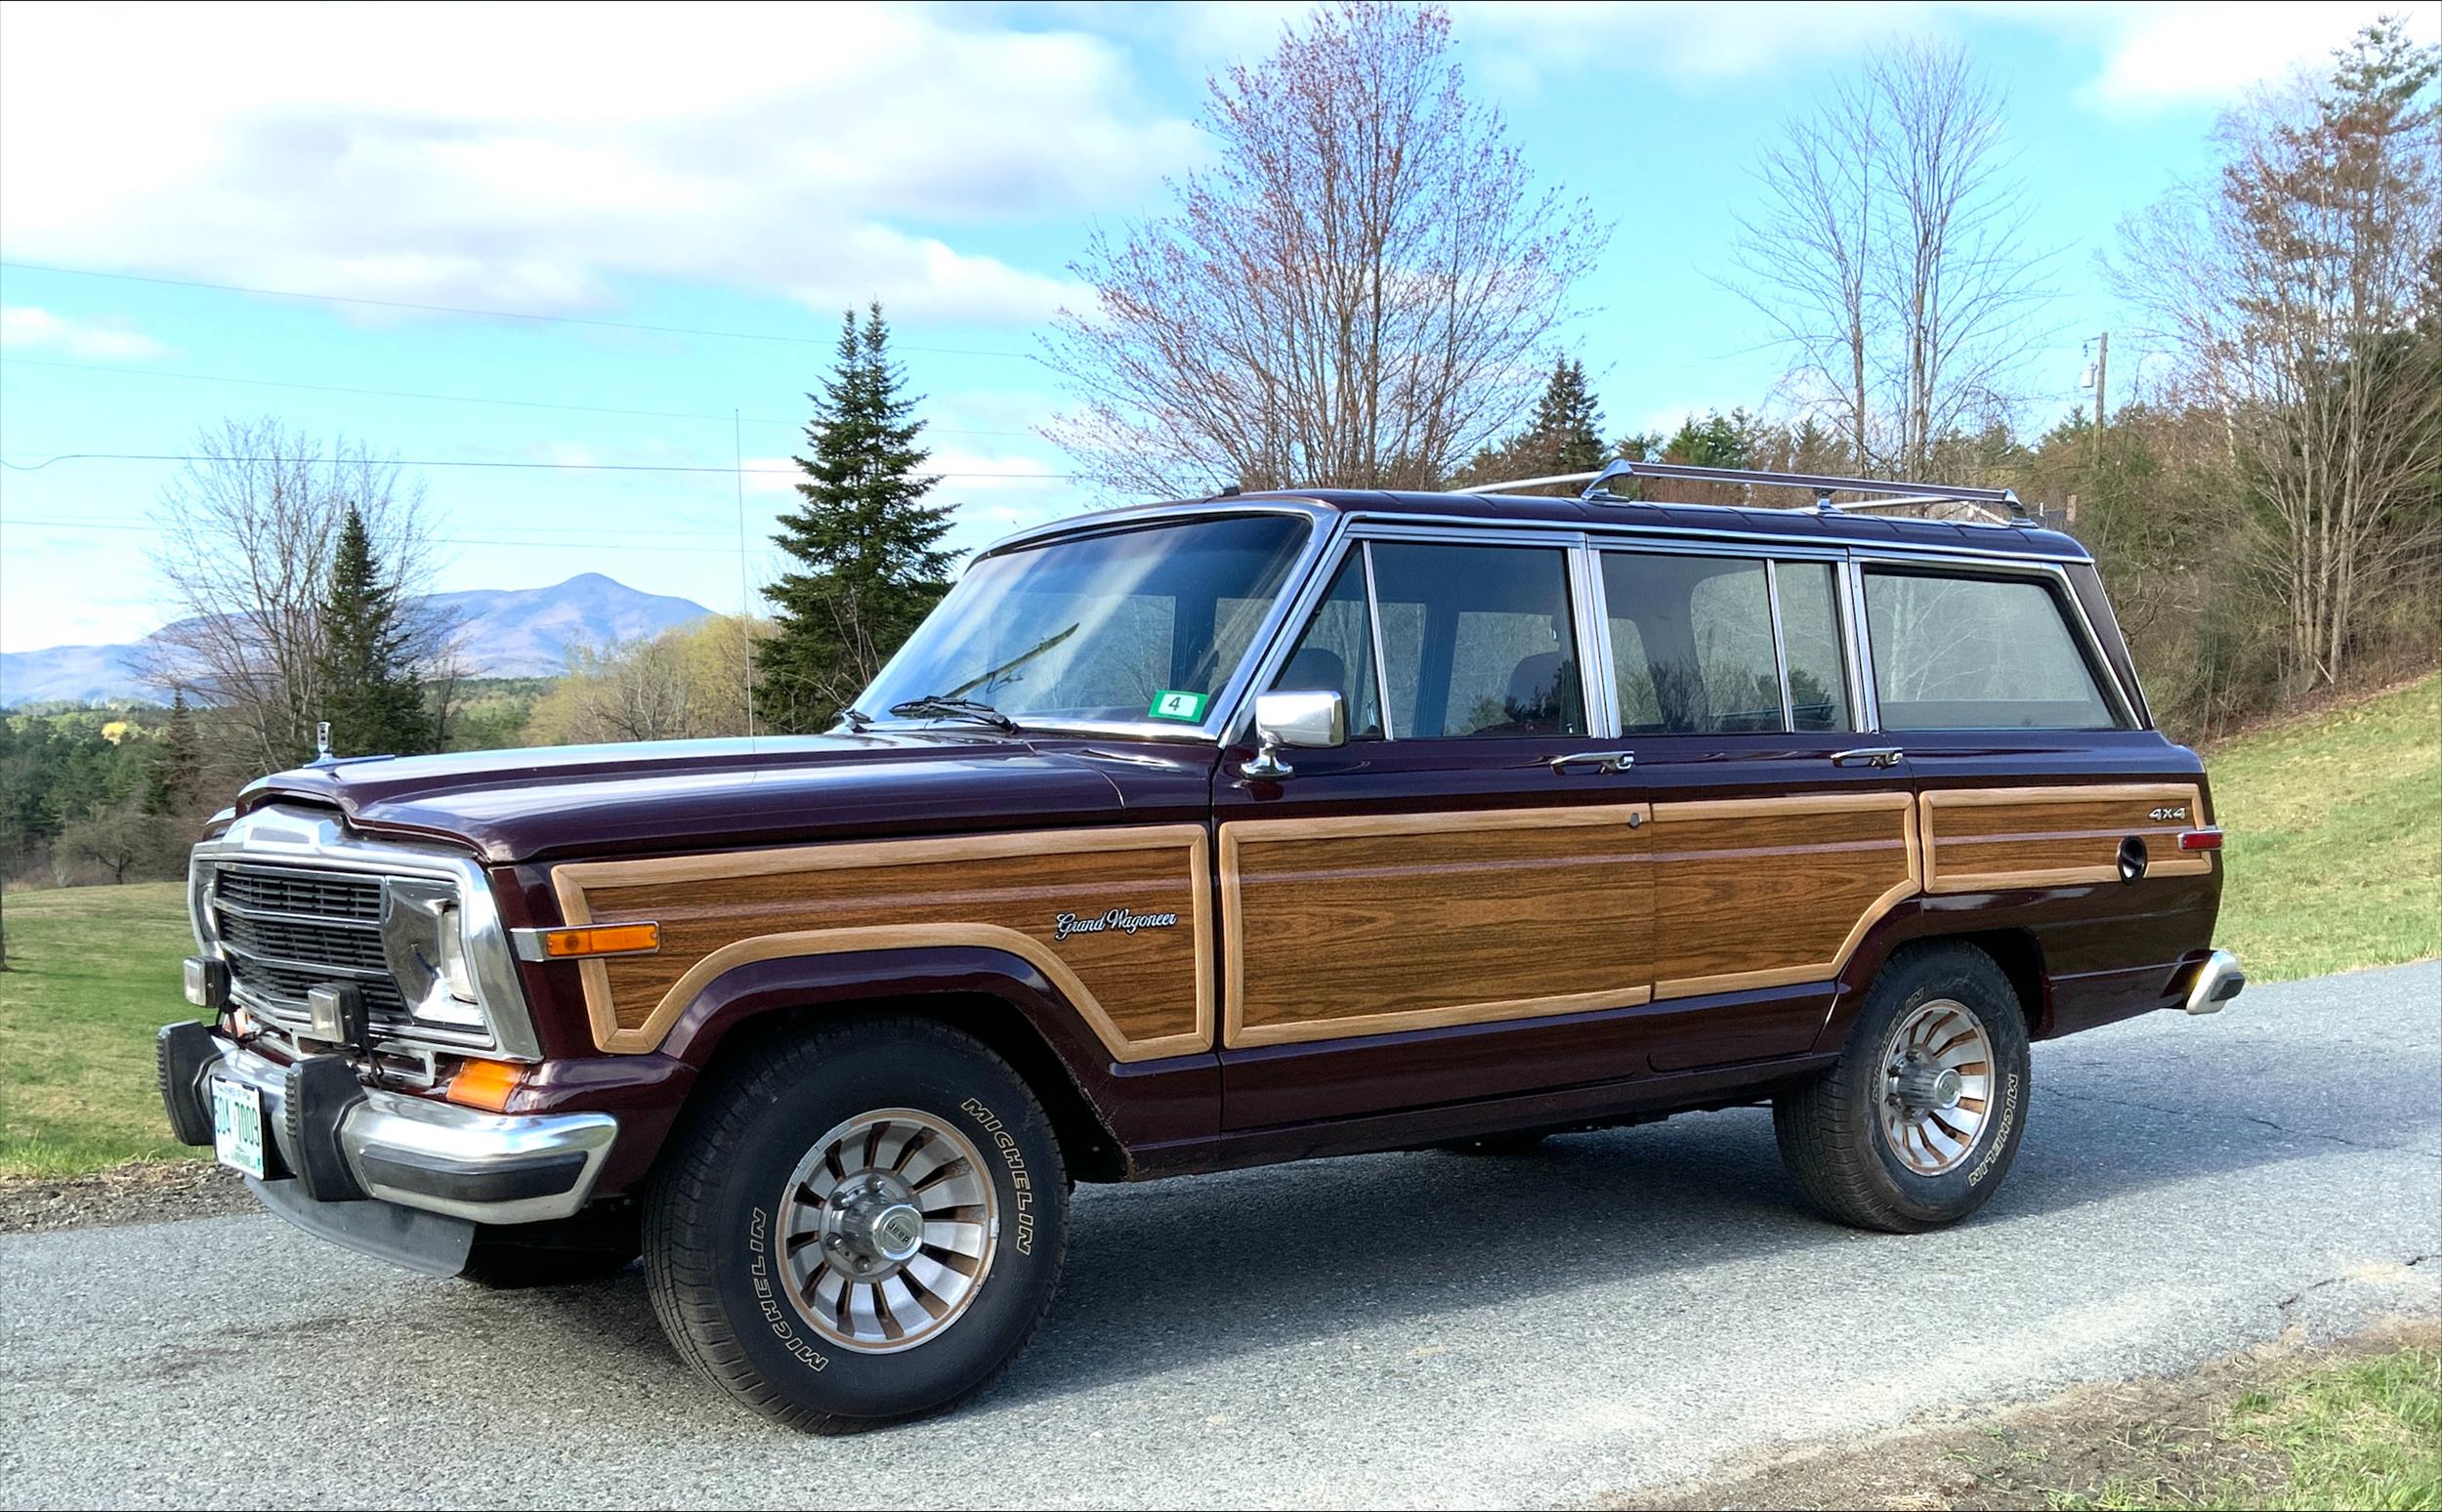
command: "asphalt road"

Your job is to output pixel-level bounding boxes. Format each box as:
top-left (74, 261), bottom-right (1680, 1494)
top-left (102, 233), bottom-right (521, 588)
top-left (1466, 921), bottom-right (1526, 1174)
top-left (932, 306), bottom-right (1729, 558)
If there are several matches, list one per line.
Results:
top-left (3, 963), bottom-right (2436, 1510)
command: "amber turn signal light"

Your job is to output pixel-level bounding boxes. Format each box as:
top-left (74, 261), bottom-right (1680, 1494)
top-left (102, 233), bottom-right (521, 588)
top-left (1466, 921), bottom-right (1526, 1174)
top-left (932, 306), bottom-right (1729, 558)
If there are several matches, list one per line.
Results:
top-left (538, 922), bottom-right (661, 958)
top-left (447, 1058), bottom-right (525, 1112)
top-left (2176, 828), bottom-right (2224, 852)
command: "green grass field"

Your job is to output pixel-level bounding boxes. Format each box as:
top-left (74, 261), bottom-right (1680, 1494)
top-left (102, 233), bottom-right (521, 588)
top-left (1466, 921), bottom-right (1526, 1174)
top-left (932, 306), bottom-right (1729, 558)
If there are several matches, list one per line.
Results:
top-left (2208, 672), bottom-right (2441, 984)
top-left (1, 673), bottom-right (2433, 1180)
top-left (0, 881), bottom-right (197, 1177)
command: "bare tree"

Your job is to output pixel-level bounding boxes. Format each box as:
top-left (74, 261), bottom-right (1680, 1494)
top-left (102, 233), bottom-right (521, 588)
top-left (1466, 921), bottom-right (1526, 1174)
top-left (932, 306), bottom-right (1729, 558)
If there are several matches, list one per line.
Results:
top-left (2115, 20), bottom-right (2441, 689)
top-left (1725, 42), bottom-right (2053, 476)
top-left (144, 418), bottom-right (450, 779)
top-left (526, 615), bottom-right (771, 746)
top-left (1041, 2), bottom-right (1607, 495)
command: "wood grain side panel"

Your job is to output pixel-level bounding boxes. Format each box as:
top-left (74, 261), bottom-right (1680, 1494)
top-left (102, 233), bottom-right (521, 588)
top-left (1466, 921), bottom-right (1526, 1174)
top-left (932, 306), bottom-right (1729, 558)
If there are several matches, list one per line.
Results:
top-left (1920, 783), bottom-right (2208, 895)
top-left (1648, 793), bottom-right (1918, 999)
top-left (552, 825), bottom-right (1211, 1058)
top-left (1221, 806), bottom-right (1654, 1048)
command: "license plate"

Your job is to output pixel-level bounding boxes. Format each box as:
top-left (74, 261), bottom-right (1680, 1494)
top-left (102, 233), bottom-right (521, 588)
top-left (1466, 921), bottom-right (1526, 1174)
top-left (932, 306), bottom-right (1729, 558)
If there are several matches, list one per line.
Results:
top-left (210, 1078), bottom-right (267, 1180)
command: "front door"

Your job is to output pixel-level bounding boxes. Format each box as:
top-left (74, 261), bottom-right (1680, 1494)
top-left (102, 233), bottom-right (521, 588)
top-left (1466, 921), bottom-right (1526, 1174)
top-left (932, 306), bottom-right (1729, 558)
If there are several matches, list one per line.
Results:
top-left (1213, 537), bottom-right (1656, 1129)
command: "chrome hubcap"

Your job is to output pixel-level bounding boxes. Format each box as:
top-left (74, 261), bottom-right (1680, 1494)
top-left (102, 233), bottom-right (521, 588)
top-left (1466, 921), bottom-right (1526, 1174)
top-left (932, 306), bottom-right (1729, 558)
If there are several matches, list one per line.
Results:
top-left (779, 1108), bottom-right (998, 1354)
top-left (1877, 999), bottom-right (1994, 1177)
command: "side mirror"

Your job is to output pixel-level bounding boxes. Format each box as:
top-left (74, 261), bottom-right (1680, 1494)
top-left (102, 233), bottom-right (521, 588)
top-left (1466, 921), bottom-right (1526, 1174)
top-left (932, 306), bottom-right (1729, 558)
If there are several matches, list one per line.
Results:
top-left (1241, 690), bottom-right (1346, 780)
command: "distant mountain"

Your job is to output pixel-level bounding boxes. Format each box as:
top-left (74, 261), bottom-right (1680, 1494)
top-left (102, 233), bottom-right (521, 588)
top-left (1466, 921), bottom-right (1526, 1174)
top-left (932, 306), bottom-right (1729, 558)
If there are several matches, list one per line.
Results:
top-left (0, 573), bottom-right (715, 705)
top-left (424, 573), bottom-right (717, 678)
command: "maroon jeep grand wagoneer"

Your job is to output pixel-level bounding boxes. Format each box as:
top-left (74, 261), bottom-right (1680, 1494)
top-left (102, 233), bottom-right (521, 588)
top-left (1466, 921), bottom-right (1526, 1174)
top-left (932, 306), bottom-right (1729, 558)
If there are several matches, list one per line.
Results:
top-left (160, 459), bottom-right (2244, 1430)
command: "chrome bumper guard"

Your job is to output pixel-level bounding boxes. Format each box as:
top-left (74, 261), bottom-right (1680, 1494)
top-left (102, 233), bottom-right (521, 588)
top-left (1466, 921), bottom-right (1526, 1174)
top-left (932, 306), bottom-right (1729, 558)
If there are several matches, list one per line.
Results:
top-left (163, 1028), bottom-right (616, 1227)
top-left (2182, 948), bottom-right (2246, 1015)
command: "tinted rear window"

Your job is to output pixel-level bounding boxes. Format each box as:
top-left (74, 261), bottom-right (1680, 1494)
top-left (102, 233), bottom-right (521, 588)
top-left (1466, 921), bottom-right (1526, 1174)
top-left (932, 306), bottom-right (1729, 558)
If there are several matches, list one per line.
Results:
top-left (1863, 570), bottom-right (2119, 730)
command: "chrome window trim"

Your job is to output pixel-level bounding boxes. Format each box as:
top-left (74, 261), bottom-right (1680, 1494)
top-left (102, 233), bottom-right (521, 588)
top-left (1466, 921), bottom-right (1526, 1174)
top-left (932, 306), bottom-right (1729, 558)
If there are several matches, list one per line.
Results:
top-left (862, 504), bottom-right (1335, 748)
top-left (1590, 542), bottom-right (1869, 738)
top-left (1360, 542), bottom-right (1397, 740)
top-left (1762, 560), bottom-right (1797, 733)
top-left (1223, 522), bottom-right (1599, 744)
top-left (1347, 508), bottom-right (2092, 565)
top-left (1841, 558), bottom-right (1881, 733)
top-left (1847, 553), bottom-right (2139, 733)
top-left (189, 804), bottom-right (541, 1062)
top-left (1565, 541), bottom-right (1618, 739)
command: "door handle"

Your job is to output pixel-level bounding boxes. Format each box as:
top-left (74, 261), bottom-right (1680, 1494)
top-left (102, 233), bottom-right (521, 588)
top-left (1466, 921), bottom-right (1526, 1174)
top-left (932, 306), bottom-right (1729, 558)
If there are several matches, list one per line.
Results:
top-left (1550, 750), bottom-right (1635, 775)
top-left (1831, 746), bottom-right (1905, 768)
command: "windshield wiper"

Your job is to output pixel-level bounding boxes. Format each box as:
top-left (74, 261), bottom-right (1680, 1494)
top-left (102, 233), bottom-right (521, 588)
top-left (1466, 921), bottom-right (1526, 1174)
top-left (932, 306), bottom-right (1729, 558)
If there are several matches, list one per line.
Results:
top-left (887, 694), bottom-right (1020, 734)
top-left (839, 707), bottom-right (874, 733)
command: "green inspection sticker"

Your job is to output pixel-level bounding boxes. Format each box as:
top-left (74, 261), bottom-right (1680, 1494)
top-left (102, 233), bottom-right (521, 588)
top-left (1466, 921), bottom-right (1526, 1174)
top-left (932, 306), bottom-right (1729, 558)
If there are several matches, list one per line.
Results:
top-left (1148, 690), bottom-right (1211, 723)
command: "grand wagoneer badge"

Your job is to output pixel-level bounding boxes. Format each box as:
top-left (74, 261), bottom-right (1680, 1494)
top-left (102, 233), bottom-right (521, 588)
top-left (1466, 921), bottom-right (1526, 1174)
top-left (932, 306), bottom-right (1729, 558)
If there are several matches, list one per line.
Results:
top-left (1052, 907), bottom-right (1181, 942)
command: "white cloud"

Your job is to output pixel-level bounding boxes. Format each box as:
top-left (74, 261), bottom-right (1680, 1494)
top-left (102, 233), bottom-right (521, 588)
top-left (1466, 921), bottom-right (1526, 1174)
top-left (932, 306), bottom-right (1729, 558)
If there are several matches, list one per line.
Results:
top-left (2083, 2), bottom-right (2440, 109)
top-left (0, 3), bottom-right (1199, 325)
top-left (1441, 1), bottom-right (2435, 109)
top-left (0, 305), bottom-right (168, 360)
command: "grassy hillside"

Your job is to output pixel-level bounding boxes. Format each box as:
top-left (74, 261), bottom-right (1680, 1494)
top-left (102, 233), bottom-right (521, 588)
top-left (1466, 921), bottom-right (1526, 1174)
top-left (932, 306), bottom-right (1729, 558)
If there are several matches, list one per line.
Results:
top-left (0, 675), bottom-right (2433, 1179)
top-left (2208, 672), bottom-right (2440, 984)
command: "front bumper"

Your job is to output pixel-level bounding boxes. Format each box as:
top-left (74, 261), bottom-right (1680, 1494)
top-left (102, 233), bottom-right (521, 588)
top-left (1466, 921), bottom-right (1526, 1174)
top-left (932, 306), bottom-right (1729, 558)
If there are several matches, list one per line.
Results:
top-left (158, 1023), bottom-right (617, 1236)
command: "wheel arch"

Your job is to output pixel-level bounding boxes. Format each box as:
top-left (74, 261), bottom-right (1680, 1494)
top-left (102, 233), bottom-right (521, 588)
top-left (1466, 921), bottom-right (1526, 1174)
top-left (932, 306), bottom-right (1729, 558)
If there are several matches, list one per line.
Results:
top-left (1819, 915), bottom-right (2052, 1054)
top-left (653, 945), bottom-right (1143, 1183)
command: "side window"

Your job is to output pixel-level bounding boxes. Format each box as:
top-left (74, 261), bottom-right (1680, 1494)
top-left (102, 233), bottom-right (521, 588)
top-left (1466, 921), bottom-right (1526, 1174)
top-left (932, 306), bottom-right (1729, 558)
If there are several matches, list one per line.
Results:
top-left (1864, 570), bottom-right (2118, 730)
top-left (1776, 562), bottom-right (1854, 733)
top-left (1602, 554), bottom-right (1781, 733)
top-left (1601, 552), bottom-right (1856, 735)
top-left (1367, 543), bottom-right (1585, 738)
top-left (1268, 553), bottom-right (1384, 738)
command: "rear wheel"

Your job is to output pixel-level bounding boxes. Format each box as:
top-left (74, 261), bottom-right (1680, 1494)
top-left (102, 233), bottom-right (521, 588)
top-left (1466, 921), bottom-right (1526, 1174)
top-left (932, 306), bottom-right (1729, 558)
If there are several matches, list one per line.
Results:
top-left (645, 1018), bottom-right (1068, 1432)
top-left (1773, 944), bottom-right (2031, 1233)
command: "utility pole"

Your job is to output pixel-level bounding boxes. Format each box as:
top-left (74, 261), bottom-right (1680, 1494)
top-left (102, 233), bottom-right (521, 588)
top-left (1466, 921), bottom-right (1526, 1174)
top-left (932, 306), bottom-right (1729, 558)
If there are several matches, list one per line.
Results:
top-left (2091, 331), bottom-right (2109, 436)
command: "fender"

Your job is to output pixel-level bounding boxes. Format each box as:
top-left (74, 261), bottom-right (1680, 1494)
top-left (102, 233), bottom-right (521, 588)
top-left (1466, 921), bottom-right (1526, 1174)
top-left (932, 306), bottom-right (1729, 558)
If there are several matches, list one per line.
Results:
top-left (654, 942), bottom-right (1219, 1162)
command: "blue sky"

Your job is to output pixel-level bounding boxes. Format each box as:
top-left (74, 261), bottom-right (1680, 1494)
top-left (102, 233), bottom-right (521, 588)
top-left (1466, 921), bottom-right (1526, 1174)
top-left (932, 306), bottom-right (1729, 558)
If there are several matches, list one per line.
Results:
top-left (2, 0), bottom-right (2430, 653)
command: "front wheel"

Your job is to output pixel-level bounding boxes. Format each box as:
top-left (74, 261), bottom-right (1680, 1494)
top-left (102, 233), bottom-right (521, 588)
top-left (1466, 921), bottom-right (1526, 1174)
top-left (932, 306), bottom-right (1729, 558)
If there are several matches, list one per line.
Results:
top-left (1773, 943), bottom-right (2032, 1233)
top-left (644, 1018), bottom-right (1069, 1431)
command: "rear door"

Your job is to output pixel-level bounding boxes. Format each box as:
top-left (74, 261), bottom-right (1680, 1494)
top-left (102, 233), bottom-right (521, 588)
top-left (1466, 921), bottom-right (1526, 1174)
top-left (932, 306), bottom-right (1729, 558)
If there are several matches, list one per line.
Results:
top-left (1595, 545), bottom-right (1920, 1070)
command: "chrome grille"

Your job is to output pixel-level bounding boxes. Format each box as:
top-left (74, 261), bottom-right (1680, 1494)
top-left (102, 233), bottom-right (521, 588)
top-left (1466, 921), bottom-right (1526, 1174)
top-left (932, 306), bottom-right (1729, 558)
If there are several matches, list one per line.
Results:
top-left (208, 864), bottom-right (420, 1034)
top-left (215, 865), bottom-right (382, 920)
top-left (213, 909), bottom-right (393, 973)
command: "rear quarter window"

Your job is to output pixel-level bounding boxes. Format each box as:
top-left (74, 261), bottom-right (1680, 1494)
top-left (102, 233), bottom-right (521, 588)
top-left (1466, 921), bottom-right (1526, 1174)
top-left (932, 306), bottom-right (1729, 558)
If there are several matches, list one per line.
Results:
top-left (1863, 569), bottom-right (2121, 731)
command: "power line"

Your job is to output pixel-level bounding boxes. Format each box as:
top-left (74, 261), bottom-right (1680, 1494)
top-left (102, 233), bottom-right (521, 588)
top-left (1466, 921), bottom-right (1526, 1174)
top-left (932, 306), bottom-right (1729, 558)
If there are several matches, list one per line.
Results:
top-left (0, 450), bottom-right (1075, 480)
top-left (0, 355), bottom-right (1043, 439)
top-left (0, 516), bottom-right (776, 554)
top-left (0, 259), bottom-right (1044, 359)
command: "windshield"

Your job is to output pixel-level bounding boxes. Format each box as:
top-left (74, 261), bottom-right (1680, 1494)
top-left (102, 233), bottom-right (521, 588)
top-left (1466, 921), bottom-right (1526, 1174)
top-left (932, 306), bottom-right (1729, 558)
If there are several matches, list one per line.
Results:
top-left (859, 513), bottom-right (1314, 731)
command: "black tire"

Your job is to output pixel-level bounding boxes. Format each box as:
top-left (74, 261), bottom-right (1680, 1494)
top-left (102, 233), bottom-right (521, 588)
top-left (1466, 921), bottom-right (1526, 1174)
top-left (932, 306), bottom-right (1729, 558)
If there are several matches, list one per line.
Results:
top-left (1773, 943), bottom-right (2032, 1233)
top-left (644, 1018), bottom-right (1069, 1432)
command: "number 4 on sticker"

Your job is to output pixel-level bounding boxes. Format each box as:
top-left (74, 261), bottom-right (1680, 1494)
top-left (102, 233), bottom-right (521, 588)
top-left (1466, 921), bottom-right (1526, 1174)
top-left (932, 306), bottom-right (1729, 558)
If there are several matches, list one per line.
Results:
top-left (1148, 690), bottom-right (1210, 723)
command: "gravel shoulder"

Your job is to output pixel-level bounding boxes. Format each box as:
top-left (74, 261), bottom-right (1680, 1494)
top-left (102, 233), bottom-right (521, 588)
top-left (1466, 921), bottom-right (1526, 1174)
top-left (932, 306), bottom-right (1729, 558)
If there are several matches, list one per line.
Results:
top-left (0, 963), bottom-right (2433, 1510)
top-left (0, 1158), bottom-right (250, 1235)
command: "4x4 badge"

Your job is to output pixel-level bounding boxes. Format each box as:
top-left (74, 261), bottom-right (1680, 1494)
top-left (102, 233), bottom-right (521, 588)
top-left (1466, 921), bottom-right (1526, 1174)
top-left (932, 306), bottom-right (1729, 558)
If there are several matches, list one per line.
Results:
top-left (1053, 907), bottom-right (1180, 943)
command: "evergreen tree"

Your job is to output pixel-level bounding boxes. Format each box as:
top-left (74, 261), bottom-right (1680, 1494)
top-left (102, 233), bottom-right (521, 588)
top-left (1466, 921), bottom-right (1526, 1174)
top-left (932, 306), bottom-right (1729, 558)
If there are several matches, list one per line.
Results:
top-left (1451, 357), bottom-right (1607, 492)
top-left (1528, 358), bottom-right (1607, 473)
top-left (755, 302), bottom-right (956, 733)
top-left (315, 507), bottom-right (433, 757)
top-left (143, 692), bottom-right (203, 816)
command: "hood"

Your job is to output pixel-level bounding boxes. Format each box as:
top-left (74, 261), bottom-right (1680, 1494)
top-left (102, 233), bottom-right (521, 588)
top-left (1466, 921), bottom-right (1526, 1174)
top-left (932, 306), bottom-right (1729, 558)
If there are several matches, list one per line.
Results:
top-left (238, 733), bottom-right (1173, 865)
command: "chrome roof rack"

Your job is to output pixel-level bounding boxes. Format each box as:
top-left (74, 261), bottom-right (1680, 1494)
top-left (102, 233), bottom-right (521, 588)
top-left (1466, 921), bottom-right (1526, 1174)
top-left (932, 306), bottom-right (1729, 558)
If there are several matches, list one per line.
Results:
top-left (1472, 459), bottom-right (2029, 525)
